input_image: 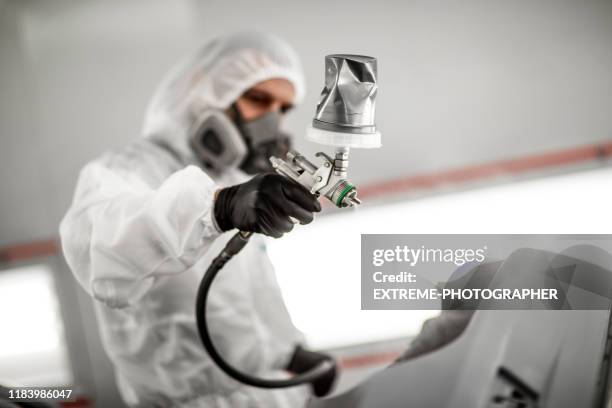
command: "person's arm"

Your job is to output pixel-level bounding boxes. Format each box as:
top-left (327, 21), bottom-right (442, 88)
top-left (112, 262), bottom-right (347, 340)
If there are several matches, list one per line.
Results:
top-left (60, 162), bottom-right (221, 309)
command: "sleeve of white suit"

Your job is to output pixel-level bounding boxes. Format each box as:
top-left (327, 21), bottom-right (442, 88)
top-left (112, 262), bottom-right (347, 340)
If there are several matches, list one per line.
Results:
top-left (59, 162), bottom-right (221, 309)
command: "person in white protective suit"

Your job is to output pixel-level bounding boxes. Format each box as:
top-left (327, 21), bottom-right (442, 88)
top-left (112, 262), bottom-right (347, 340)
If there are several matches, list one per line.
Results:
top-left (60, 31), bottom-right (337, 407)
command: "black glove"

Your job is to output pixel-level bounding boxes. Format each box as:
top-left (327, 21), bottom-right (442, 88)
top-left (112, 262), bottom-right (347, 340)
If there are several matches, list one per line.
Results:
top-left (286, 345), bottom-right (338, 397)
top-left (214, 173), bottom-right (321, 238)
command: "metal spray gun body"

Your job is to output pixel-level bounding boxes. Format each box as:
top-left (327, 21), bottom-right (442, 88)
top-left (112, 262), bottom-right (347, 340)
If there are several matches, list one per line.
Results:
top-left (270, 54), bottom-right (381, 208)
top-left (270, 149), bottom-right (359, 207)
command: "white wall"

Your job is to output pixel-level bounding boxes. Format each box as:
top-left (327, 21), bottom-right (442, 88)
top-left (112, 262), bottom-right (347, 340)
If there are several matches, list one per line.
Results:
top-left (1, 0), bottom-right (612, 244)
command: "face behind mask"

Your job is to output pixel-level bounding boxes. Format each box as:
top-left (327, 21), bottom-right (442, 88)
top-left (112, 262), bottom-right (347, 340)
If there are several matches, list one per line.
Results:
top-left (232, 104), bottom-right (291, 174)
top-left (189, 105), bottom-right (291, 175)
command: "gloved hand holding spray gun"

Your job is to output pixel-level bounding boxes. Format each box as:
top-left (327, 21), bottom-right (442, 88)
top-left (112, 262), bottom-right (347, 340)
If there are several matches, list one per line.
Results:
top-left (196, 54), bottom-right (381, 397)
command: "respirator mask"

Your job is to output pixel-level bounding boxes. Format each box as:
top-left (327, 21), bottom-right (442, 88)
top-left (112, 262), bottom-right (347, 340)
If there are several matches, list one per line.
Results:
top-left (189, 104), bottom-right (291, 175)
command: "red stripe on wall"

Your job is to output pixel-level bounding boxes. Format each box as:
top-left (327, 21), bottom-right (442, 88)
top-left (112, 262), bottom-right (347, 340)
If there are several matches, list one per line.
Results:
top-left (59, 397), bottom-right (93, 408)
top-left (358, 141), bottom-right (612, 199)
top-left (0, 239), bottom-right (59, 263)
top-left (339, 350), bottom-right (402, 370)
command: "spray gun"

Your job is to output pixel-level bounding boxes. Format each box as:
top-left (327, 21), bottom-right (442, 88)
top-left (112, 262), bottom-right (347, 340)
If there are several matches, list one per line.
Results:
top-left (270, 54), bottom-right (380, 209)
top-left (196, 54), bottom-right (381, 395)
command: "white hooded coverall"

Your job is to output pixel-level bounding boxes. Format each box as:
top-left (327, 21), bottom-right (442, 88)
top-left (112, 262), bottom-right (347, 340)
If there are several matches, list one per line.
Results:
top-left (60, 32), bottom-right (311, 407)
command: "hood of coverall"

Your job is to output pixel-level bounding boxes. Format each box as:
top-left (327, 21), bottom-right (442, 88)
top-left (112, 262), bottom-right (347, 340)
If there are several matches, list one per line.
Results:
top-left (141, 31), bottom-right (305, 185)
